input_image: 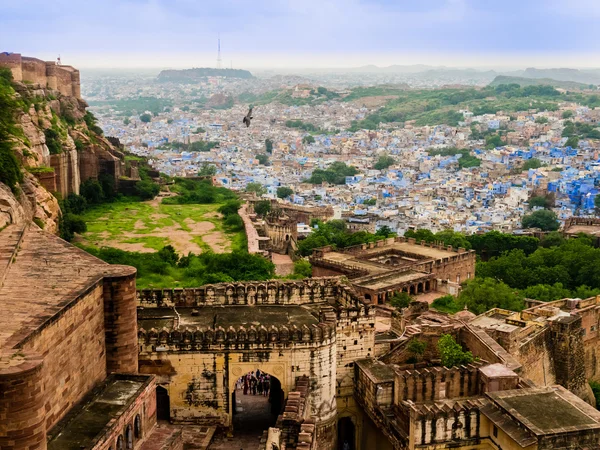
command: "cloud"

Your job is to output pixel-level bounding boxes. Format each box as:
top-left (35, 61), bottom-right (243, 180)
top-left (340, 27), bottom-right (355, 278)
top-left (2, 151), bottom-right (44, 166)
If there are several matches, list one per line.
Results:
top-left (0, 0), bottom-right (597, 67)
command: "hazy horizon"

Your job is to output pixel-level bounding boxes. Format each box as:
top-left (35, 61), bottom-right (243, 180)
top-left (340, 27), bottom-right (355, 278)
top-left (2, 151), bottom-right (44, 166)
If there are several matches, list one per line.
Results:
top-left (2, 0), bottom-right (600, 70)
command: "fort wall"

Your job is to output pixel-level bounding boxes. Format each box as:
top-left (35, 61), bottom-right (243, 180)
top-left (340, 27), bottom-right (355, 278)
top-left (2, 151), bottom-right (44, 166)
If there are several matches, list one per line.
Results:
top-left (20, 282), bottom-right (108, 431)
top-left (103, 268), bottom-right (138, 374)
top-left (137, 278), bottom-right (347, 308)
top-left (0, 352), bottom-right (46, 450)
top-left (0, 53), bottom-right (82, 99)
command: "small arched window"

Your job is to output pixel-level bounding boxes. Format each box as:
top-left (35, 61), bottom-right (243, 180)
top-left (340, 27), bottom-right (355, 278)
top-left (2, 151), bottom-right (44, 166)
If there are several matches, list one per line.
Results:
top-left (126, 425), bottom-right (133, 449)
top-left (134, 414), bottom-right (142, 439)
top-left (116, 435), bottom-right (124, 450)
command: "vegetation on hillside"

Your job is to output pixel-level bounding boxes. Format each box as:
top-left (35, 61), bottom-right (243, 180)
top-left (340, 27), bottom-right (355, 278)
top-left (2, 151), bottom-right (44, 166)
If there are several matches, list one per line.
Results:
top-left (85, 245), bottom-right (274, 289)
top-left (348, 83), bottom-right (600, 130)
top-left (163, 178), bottom-right (237, 205)
top-left (430, 233), bottom-right (600, 314)
top-left (0, 68), bottom-right (23, 192)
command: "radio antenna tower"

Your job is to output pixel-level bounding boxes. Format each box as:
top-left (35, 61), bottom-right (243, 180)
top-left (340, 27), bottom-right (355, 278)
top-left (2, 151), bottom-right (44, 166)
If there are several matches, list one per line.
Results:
top-left (216, 35), bottom-right (222, 69)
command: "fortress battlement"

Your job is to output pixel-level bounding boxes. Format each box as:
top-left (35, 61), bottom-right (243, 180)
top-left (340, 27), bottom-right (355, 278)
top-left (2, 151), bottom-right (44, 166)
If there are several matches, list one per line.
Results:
top-left (138, 321), bottom-right (336, 351)
top-left (0, 52), bottom-right (81, 98)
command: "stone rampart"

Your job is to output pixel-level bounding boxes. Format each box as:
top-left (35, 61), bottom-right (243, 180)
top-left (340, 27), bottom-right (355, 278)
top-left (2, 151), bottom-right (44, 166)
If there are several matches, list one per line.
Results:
top-left (137, 277), bottom-right (365, 308)
top-left (0, 53), bottom-right (81, 99)
top-left (138, 321), bottom-right (336, 351)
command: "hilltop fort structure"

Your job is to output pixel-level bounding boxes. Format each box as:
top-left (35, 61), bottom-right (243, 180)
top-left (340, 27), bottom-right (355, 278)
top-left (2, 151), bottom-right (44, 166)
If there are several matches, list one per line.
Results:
top-left (0, 52), bottom-right (81, 99)
top-left (2, 56), bottom-right (600, 450)
top-left (4, 220), bottom-right (600, 449)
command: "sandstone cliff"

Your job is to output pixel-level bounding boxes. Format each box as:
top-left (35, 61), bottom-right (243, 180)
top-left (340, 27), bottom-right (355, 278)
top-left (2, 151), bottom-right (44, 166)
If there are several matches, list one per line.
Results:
top-left (0, 75), bottom-right (125, 233)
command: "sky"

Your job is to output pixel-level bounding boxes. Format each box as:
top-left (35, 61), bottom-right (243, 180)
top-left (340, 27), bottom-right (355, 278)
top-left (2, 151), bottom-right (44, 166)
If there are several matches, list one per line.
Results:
top-left (1, 0), bottom-right (599, 69)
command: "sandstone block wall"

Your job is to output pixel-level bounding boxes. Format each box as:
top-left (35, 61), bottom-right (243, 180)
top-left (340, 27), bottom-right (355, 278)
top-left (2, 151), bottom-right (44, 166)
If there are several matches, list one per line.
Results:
top-left (0, 54), bottom-right (81, 99)
top-left (103, 269), bottom-right (139, 374)
top-left (92, 376), bottom-right (157, 450)
top-left (0, 352), bottom-right (46, 450)
top-left (21, 283), bottom-right (108, 431)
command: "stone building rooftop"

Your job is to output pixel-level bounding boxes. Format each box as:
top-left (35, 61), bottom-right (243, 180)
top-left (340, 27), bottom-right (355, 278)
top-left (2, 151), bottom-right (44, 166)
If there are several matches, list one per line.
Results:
top-left (47, 374), bottom-right (153, 450)
top-left (355, 358), bottom-right (396, 383)
top-left (353, 270), bottom-right (431, 290)
top-left (0, 225), bottom-right (135, 351)
top-left (486, 386), bottom-right (600, 436)
top-left (138, 305), bottom-right (321, 330)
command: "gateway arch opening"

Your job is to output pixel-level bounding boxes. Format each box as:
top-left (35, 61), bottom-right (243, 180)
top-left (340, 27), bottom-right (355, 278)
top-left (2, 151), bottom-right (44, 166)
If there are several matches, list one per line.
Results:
top-left (231, 369), bottom-right (284, 435)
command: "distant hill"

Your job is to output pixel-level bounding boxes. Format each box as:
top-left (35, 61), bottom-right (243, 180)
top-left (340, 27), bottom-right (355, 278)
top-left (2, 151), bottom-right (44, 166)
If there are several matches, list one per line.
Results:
top-left (489, 75), bottom-right (593, 90)
top-left (157, 68), bottom-right (253, 82)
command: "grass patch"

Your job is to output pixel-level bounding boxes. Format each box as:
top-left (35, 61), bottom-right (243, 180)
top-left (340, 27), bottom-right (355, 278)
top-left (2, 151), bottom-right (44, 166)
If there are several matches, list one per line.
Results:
top-left (77, 197), bottom-right (244, 256)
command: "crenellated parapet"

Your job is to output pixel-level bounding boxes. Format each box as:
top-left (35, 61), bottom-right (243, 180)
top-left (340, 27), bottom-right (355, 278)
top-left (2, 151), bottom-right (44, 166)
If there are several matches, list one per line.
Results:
top-left (137, 277), bottom-right (347, 308)
top-left (137, 277), bottom-right (372, 314)
top-left (138, 321), bottom-right (336, 352)
top-left (395, 362), bottom-right (484, 404)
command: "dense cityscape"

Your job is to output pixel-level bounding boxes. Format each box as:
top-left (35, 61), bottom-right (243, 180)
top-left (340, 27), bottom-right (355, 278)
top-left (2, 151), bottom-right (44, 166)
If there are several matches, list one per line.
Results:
top-left (85, 69), bottom-right (600, 236)
top-left (4, 1), bottom-right (600, 449)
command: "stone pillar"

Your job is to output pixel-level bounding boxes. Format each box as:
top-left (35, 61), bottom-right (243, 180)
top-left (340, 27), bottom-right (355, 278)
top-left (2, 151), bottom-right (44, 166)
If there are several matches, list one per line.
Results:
top-left (103, 265), bottom-right (138, 373)
top-left (0, 351), bottom-right (46, 450)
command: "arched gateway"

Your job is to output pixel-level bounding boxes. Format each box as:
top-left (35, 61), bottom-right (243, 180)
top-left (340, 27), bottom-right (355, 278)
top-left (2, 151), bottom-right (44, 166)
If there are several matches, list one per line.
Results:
top-left (137, 279), bottom-right (376, 450)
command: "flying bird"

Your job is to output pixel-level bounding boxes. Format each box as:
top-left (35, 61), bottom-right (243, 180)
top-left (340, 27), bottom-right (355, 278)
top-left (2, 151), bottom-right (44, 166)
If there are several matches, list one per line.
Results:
top-left (243, 105), bottom-right (254, 128)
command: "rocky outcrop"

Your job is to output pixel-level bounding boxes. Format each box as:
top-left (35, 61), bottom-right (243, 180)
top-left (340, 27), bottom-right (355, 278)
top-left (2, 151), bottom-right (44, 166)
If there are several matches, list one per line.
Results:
top-left (1, 79), bottom-right (126, 232)
top-left (0, 174), bottom-right (59, 233)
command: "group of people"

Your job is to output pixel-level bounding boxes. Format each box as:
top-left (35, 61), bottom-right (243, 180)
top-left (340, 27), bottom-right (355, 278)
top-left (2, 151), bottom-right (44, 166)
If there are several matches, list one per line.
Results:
top-left (237, 370), bottom-right (271, 397)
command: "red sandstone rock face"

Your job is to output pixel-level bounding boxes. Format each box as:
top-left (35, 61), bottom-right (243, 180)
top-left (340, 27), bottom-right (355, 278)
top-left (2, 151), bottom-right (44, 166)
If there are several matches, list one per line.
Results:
top-left (1, 82), bottom-right (125, 233)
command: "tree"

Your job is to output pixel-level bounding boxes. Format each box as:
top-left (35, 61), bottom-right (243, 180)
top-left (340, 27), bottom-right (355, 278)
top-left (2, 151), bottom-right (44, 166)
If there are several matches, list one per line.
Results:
top-left (218, 199), bottom-right (242, 217)
top-left (63, 193), bottom-right (88, 215)
top-left (198, 163), bottom-right (217, 176)
top-left (80, 179), bottom-right (104, 204)
top-left (302, 135), bottom-right (315, 145)
top-left (135, 180), bottom-right (160, 200)
top-left (407, 339), bottom-right (427, 363)
top-left (376, 225), bottom-right (394, 237)
top-left (123, 118), bottom-right (130, 125)
top-left (390, 292), bottom-right (412, 309)
top-left (521, 209), bottom-right (559, 231)
top-left (458, 278), bottom-right (525, 314)
top-left (485, 133), bottom-right (503, 149)
top-left (245, 182), bottom-right (267, 196)
top-left (363, 198), bottom-right (377, 206)
top-left (565, 136), bottom-right (579, 148)
top-left (374, 155), bottom-right (396, 170)
top-left (256, 153), bottom-right (269, 166)
top-left (535, 116), bottom-right (549, 124)
top-left (540, 231), bottom-right (564, 248)
top-left (596, 194), bottom-right (600, 216)
top-left (224, 213), bottom-right (244, 230)
top-left (438, 334), bottom-right (474, 368)
top-left (528, 195), bottom-right (550, 208)
top-left (523, 158), bottom-right (543, 171)
top-left (308, 162), bottom-right (358, 185)
top-left (254, 200), bottom-right (271, 217)
top-left (140, 113), bottom-right (152, 123)
top-left (432, 295), bottom-right (461, 314)
top-left (562, 110), bottom-right (575, 119)
top-left (265, 138), bottom-right (273, 154)
top-left (277, 186), bottom-right (294, 199)
top-left (293, 259), bottom-right (312, 278)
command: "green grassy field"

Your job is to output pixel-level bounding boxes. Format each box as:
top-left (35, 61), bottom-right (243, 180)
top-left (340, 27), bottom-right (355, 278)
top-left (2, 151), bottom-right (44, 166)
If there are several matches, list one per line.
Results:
top-left (75, 198), bottom-right (246, 255)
